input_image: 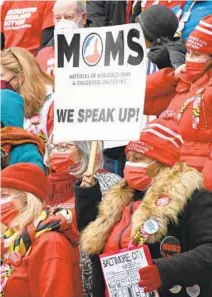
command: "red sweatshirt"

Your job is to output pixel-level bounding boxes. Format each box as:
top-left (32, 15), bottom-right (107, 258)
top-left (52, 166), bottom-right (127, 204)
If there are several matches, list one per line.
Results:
top-left (4, 231), bottom-right (83, 297)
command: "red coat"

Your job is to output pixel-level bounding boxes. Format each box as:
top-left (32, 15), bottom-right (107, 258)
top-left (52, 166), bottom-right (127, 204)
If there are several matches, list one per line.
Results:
top-left (104, 201), bottom-right (141, 253)
top-left (4, 230), bottom-right (83, 297)
top-left (144, 67), bottom-right (212, 171)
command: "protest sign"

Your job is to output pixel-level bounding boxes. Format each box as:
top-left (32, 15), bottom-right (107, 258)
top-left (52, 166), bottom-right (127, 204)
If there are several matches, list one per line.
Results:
top-left (100, 245), bottom-right (159, 297)
top-left (54, 24), bottom-right (146, 141)
top-left (103, 116), bottom-right (157, 150)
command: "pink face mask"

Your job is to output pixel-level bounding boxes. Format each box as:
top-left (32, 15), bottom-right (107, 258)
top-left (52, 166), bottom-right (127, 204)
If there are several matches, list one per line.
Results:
top-left (1, 197), bottom-right (19, 226)
top-left (185, 58), bottom-right (211, 82)
top-left (124, 161), bottom-right (152, 191)
top-left (49, 153), bottom-right (74, 173)
top-left (0, 79), bottom-right (15, 91)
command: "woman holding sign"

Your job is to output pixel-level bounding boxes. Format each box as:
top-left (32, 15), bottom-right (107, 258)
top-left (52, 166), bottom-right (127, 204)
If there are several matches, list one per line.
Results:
top-left (44, 136), bottom-right (121, 297)
top-left (75, 118), bottom-right (212, 297)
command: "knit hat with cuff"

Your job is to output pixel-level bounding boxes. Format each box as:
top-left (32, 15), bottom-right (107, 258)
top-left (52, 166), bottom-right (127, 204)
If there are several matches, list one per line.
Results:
top-left (125, 119), bottom-right (184, 167)
top-left (186, 15), bottom-right (212, 54)
top-left (1, 163), bottom-right (48, 202)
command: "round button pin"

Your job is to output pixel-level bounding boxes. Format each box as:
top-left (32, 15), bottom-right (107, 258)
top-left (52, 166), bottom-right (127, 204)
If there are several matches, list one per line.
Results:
top-left (160, 236), bottom-right (181, 258)
top-left (169, 285), bottom-right (182, 294)
top-left (156, 196), bottom-right (170, 207)
top-left (143, 219), bottom-right (159, 235)
top-left (186, 285), bottom-right (200, 297)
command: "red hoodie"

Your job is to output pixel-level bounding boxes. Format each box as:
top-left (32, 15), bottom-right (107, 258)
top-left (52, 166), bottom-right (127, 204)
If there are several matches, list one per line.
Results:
top-left (4, 221), bottom-right (83, 297)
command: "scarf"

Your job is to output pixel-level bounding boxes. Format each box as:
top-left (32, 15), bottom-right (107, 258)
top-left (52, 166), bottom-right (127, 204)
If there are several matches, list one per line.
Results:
top-left (47, 171), bottom-right (77, 205)
top-left (1, 126), bottom-right (45, 156)
top-left (0, 208), bottom-right (79, 297)
top-left (47, 168), bottom-right (108, 206)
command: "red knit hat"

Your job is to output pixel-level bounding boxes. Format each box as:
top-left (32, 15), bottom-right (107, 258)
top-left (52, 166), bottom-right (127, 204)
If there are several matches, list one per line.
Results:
top-left (125, 119), bottom-right (184, 166)
top-left (186, 15), bottom-right (212, 54)
top-left (1, 163), bottom-right (48, 202)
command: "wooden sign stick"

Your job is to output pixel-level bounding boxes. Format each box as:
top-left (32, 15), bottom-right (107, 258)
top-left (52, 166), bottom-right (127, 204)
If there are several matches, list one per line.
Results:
top-left (87, 141), bottom-right (98, 176)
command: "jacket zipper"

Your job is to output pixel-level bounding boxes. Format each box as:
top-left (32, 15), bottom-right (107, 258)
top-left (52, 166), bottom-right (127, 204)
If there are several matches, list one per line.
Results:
top-left (118, 202), bottom-right (134, 249)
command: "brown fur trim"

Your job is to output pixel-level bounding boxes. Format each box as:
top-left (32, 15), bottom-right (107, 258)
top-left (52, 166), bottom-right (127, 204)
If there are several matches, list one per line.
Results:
top-left (81, 163), bottom-right (203, 254)
top-left (80, 180), bottom-right (134, 255)
top-left (131, 163), bottom-right (203, 243)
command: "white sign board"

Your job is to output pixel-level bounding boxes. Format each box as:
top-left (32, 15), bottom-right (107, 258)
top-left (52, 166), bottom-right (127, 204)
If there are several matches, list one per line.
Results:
top-left (54, 24), bottom-right (146, 141)
top-left (100, 246), bottom-right (159, 297)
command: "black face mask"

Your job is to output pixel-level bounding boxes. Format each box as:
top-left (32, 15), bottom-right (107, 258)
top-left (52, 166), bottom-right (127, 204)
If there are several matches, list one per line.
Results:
top-left (0, 76), bottom-right (15, 91)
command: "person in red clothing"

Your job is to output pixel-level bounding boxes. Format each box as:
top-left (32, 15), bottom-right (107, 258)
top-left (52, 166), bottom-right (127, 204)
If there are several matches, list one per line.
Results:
top-left (36, 0), bottom-right (87, 75)
top-left (143, 15), bottom-right (212, 172)
top-left (75, 118), bottom-right (212, 297)
top-left (0, 0), bottom-right (54, 56)
top-left (0, 162), bottom-right (83, 297)
top-left (45, 136), bottom-right (121, 297)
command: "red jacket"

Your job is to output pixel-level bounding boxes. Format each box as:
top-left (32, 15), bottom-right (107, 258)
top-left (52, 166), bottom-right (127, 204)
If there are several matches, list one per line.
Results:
top-left (4, 228), bottom-right (83, 297)
top-left (104, 201), bottom-right (140, 253)
top-left (144, 67), bottom-right (212, 171)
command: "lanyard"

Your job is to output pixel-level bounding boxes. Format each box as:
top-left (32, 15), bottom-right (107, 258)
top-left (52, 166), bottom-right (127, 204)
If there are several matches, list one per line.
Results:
top-left (176, 88), bottom-right (204, 129)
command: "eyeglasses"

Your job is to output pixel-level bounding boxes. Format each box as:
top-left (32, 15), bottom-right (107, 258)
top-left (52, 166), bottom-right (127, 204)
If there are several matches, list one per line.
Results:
top-left (0, 193), bottom-right (22, 205)
top-left (48, 142), bottom-right (78, 153)
top-left (2, 48), bottom-right (22, 70)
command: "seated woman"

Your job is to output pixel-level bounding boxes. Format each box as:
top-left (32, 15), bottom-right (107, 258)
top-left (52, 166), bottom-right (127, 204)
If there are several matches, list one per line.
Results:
top-left (1, 163), bottom-right (83, 297)
top-left (75, 118), bottom-right (212, 297)
top-left (45, 135), bottom-right (121, 297)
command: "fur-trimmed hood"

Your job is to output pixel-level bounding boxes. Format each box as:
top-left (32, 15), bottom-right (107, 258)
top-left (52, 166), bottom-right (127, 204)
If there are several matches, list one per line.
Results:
top-left (81, 163), bottom-right (203, 255)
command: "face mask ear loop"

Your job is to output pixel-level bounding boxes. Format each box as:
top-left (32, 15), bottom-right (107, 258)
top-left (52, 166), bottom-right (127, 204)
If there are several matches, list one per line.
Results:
top-left (148, 160), bottom-right (156, 167)
top-left (76, 14), bottom-right (82, 26)
top-left (8, 76), bottom-right (16, 84)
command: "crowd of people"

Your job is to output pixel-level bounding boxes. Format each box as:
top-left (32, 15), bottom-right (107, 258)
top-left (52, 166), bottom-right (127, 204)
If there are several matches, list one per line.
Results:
top-left (1, 0), bottom-right (212, 297)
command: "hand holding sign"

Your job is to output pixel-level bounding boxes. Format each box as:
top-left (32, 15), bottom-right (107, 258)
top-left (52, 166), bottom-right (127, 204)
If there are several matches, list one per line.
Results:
top-left (80, 172), bottom-right (95, 188)
top-left (139, 265), bottom-right (162, 293)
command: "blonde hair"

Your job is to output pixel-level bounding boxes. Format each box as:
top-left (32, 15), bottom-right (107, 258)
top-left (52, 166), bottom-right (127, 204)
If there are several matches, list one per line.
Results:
top-left (1, 47), bottom-right (54, 118)
top-left (9, 192), bottom-right (43, 230)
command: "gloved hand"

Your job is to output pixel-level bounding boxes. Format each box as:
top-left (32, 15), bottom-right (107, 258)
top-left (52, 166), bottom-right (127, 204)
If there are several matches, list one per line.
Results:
top-left (148, 45), bottom-right (172, 69)
top-left (138, 264), bottom-right (162, 293)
